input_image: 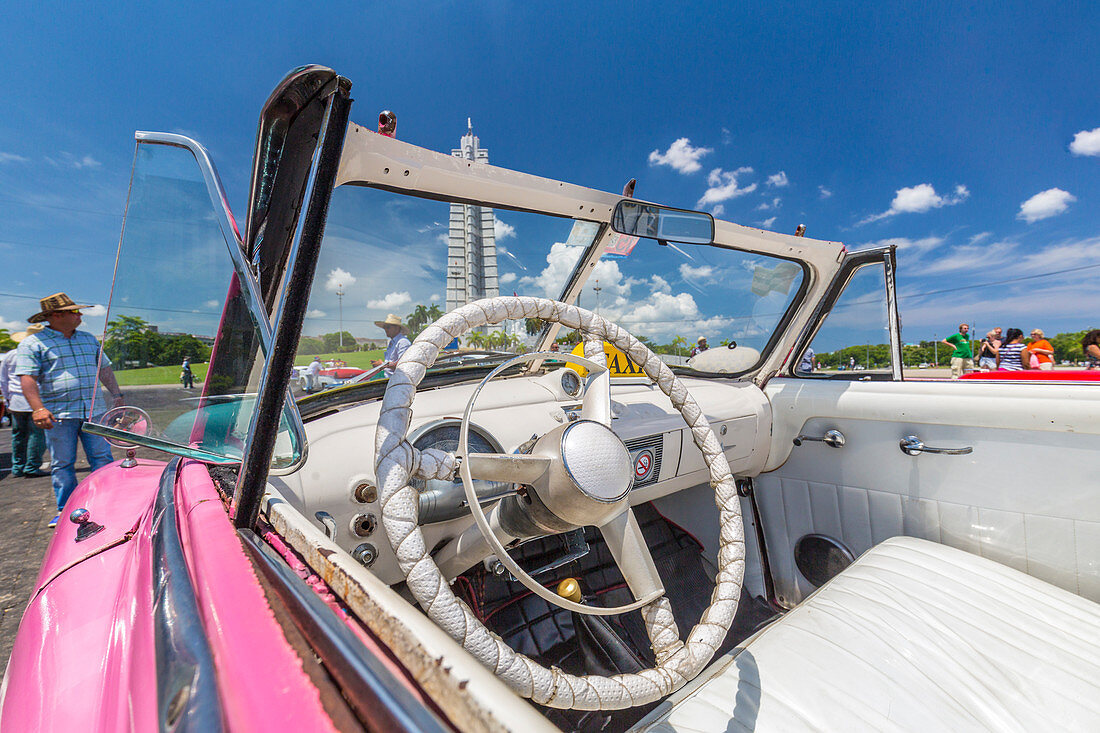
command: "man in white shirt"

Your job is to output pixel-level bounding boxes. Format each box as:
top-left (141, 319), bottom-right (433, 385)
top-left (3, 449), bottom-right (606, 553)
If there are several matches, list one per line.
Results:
top-left (305, 356), bottom-right (322, 392)
top-left (371, 314), bottom-right (411, 378)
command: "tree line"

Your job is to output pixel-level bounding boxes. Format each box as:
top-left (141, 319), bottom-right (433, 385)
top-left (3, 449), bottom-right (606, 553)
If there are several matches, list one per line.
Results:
top-left (103, 316), bottom-right (212, 369)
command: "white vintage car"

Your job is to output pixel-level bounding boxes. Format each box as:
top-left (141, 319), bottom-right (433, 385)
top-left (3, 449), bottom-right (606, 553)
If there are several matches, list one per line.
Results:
top-left (3, 66), bottom-right (1097, 732)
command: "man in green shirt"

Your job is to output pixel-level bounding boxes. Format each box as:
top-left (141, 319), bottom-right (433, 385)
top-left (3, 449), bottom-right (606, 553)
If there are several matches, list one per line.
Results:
top-left (942, 323), bottom-right (974, 379)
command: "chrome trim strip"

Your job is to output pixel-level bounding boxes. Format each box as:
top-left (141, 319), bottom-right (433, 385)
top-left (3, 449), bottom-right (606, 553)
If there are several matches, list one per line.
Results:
top-left (152, 458), bottom-right (225, 731)
top-left (884, 248), bottom-right (904, 381)
top-left (238, 529), bottom-right (449, 732)
top-left (124, 132), bottom-right (308, 472)
top-left (83, 423), bottom-right (240, 465)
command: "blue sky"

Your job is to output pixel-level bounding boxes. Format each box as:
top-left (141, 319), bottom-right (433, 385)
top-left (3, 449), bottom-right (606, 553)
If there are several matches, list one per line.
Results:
top-left (3, 1), bottom-right (1099, 344)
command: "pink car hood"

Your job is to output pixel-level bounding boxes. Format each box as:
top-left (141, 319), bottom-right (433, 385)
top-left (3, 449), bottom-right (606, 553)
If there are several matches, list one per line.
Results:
top-left (2, 458), bottom-right (335, 731)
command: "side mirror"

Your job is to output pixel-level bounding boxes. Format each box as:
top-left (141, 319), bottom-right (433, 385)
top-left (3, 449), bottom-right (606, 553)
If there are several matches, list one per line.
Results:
top-left (101, 406), bottom-right (152, 448)
top-left (611, 200), bottom-right (714, 245)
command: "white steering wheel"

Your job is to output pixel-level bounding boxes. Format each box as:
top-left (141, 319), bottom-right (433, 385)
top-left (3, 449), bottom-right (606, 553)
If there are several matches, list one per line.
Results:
top-left (375, 296), bottom-right (745, 710)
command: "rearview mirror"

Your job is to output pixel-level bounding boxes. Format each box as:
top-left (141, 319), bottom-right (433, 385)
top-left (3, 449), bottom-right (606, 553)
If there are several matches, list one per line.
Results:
top-left (611, 200), bottom-right (714, 245)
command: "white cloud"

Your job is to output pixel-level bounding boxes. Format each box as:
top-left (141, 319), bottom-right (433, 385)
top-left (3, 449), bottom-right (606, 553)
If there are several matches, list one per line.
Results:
top-left (1017, 188), bottom-right (1076, 223)
top-left (721, 128), bottom-right (732, 145)
top-left (46, 152), bottom-right (101, 169)
top-left (697, 167), bottom-right (756, 208)
top-left (766, 171), bottom-right (789, 188)
top-left (615, 291), bottom-right (731, 341)
top-left (0, 152), bottom-right (28, 164)
top-left (857, 236), bottom-right (945, 256)
top-left (711, 204), bottom-right (725, 217)
top-left (756, 197), bottom-right (782, 211)
top-left (818, 186), bottom-right (833, 199)
top-left (203, 299), bottom-right (220, 309)
top-left (521, 241), bottom-right (633, 302)
top-left (494, 218), bottom-right (516, 240)
top-left (0, 317), bottom-right (25, 331)
top-left (859, 183), bottom-right (969, 224)
top-left (895, 236), bottom-right (1100, 333)
top-left (648, 138), bottom-right (713, 174)
top-left (894, 234), bottom-right (1100, 280)
top-left (520, 241), bottom-right (581, 297)
top-left (325, 267), bottom-right (356, 292)
top-left (429, 293), bottom-right (441, 303)
top-left (367, 291), bottom-right (411, 310)
top-left (1012, 236), bottom-right (1100, 273)
top-left (968, 231), bottom-right (992, 245)
top-left (306, 309), bottom-right (327, 318)
top-left (758, 216), bottom-right (777, 229)
top-left (499, 272), bottom-right (517, 284)
top-left (915, 240), bottom-right (1018, 276)
top-left (679, 264), bottom-right (715, 282)
top-left (1069, 127), bottom-right (1100, 156)
top-left (84, 304), bottom-right (107, 317)
top-left (650, 274), bottom-right (672, 294)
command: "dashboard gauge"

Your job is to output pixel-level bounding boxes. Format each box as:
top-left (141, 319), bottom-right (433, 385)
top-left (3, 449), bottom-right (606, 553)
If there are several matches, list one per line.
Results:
top-left (409, 420), bottom-right (510, 523)
top-left (560, 369), bottom-right (583, 397)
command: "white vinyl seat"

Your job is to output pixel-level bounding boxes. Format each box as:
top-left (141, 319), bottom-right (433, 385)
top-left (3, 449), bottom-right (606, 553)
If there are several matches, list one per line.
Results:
top-left (637, 536), bottom-right (1100, 732)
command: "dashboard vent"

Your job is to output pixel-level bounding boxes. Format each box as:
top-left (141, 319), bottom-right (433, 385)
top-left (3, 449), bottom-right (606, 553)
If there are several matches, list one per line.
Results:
top-left (623, 434), bottom-right (663, 488)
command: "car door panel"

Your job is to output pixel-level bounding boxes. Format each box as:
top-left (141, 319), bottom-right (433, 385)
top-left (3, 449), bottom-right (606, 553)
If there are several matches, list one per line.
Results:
top-left (758, 378), bottom-right (1100, 606)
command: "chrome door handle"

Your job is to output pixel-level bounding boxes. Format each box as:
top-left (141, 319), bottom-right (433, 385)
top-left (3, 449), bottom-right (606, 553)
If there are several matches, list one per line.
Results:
top-left (899, 436), bottom-right (973, 456)
top-left (793, 429), bottom-right (846, 448)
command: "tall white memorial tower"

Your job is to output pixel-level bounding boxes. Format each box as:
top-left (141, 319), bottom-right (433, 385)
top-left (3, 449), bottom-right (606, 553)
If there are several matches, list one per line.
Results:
top-left (446, 120), bottom-right (500, 330)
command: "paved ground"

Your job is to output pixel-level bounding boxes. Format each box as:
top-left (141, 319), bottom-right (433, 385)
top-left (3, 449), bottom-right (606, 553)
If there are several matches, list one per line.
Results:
top-left (0, 425), bottom-right (77, 669)
top-left (0, 384), bottom-right (189, 670)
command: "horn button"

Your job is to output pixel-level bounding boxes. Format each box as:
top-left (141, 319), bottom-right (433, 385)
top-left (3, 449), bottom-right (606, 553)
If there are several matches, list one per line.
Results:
top-left (560, 421), bottom-right (633, 501)
top-left (530, 420), bottom-right (634, 528)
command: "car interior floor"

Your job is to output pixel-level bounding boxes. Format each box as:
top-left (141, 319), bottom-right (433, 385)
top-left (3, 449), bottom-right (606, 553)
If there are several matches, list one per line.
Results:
top-left (452, 502), bottom-right (778, 731)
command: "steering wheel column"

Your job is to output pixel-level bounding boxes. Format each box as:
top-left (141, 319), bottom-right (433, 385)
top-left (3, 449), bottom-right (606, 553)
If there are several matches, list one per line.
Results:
top-left (456, 350), bottom-right (667, 614)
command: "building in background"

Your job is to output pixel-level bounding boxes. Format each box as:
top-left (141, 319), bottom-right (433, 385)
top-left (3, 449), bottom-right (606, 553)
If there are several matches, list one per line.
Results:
top-left (447, 120), bottom-right (499, 333)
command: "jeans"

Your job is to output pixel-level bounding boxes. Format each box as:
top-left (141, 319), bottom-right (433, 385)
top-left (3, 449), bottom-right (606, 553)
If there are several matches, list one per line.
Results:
top-left (10, 411), bottom-right (47, 475)
top-left (45, 419), bottom-right (114, 512)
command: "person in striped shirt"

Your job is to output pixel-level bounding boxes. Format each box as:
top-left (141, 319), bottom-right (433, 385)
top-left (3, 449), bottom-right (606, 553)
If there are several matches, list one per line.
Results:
top-left (995, 328), bottom-right (1027, 371)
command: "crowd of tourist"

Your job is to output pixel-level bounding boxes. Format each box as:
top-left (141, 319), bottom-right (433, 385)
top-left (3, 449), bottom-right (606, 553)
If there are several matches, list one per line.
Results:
top-left (945, 323), bottom-right (1100, 379)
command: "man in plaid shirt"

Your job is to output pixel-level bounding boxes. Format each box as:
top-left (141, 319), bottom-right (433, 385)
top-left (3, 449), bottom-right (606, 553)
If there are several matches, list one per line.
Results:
top-left (16, 293), bottom-right (125, 527)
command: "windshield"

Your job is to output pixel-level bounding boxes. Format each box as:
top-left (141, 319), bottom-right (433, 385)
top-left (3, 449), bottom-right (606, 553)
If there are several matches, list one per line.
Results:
top-left (292, 184), bottom-right (805, 385)
top-left (86, 138), bottom-right (301, 466)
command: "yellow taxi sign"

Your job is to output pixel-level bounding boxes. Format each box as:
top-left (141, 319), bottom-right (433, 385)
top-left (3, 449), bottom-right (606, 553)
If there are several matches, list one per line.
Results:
top-left (568, 341), bottom-right (646, 378)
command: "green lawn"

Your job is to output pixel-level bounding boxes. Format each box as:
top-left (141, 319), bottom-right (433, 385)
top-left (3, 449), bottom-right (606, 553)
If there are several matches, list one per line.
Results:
top-left (114, 363), bottom-right (209, 386)
top-left (113, 350), bottom-right (386, 385)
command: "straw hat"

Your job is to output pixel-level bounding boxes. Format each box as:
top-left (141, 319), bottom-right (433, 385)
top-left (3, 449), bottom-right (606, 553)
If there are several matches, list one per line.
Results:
top-left (28, 292), bottom-right (92, 323)
top-left (373, 313), bottom-right (408, 333)
top-left (11, 323), bottom-right (46, 343)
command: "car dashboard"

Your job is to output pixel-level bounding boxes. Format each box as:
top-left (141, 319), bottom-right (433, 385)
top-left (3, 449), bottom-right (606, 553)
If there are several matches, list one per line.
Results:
top-left (267, 369), bottom-right (771, 585)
